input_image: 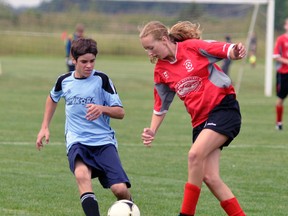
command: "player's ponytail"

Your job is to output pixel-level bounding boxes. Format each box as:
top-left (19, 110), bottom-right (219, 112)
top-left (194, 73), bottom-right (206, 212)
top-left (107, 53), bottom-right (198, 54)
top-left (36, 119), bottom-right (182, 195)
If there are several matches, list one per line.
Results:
top-left (139, 21), bottom-right (169, 40)
top-left (169, 21), bottom-right (202, 42)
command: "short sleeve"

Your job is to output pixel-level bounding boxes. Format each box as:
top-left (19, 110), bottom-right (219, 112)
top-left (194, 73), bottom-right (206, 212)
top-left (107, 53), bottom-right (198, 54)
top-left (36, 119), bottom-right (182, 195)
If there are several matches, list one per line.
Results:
top-left (273, 37), bottom-right (282, 59)
top-left (97, 73), bottom-right (122, 107)
top-left (49, 74), bottom-right (71, 103)
top-left (153, 83), bottom-right (176, 115)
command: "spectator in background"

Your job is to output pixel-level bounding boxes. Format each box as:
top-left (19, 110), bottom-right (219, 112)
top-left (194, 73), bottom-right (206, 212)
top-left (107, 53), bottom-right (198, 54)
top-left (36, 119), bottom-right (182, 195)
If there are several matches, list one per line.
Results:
top-left (248, 33), bottom-right (257, 68)
top-left (273, 18), bottom-right (288, 130)
top-left (221, 35), bottom-right (232, 76)
top-left (65, 23), bottom-right (85, 72)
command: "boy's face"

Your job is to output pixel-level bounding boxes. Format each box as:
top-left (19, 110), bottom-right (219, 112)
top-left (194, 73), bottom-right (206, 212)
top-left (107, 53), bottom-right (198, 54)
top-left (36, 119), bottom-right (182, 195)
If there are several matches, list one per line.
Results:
top-left (73, 53), bottom-right (96, 78)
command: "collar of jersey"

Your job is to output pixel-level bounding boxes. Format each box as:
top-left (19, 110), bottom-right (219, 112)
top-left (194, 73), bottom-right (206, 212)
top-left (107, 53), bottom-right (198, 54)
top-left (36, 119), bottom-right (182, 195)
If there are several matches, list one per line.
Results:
top-left (168, 42), bottom-right (178, 64)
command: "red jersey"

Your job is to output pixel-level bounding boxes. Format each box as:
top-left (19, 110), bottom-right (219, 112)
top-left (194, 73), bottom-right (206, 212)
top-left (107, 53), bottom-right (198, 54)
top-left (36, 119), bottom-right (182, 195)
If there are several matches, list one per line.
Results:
top-left (273, 34), bottom-right (288, 73)
top-left (153, 39), bottom-right (236, 127)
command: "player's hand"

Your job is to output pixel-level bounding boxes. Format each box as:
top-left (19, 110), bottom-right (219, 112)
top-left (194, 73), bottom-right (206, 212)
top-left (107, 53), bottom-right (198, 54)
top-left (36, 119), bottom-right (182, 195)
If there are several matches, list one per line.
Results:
top-left (142, 128), bottom-right (155, 147)
top-left (232, 43), bottom-right (246, 60)
top-left (36, 128), bottom-right (50, 151)
top-left (86, 104), bottom-right (103, 121)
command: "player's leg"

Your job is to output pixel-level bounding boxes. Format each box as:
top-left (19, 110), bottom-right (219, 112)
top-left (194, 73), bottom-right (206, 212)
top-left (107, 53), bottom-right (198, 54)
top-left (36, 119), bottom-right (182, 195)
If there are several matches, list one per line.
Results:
top-left (110, 183), bottom-right (131, 200)
top-left (275, 72), bottom-right (287, 130)
top-left (203, 149), bottom-right (245, 216)
top-left (179, 129), bottom-right (228, 216)
top-left (97, 145), bottom-right (132, 200)
top-left (276, 97), bottom-right (284, 130)
top-left (74, 158), bottom-right (100, 216)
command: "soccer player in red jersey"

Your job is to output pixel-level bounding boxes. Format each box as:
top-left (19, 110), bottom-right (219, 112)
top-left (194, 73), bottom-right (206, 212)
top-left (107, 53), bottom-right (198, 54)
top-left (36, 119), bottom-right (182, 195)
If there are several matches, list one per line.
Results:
top-left (273, 18), bottom-right (288, 130)
top-left (139, 21), bottom-right (246, 216)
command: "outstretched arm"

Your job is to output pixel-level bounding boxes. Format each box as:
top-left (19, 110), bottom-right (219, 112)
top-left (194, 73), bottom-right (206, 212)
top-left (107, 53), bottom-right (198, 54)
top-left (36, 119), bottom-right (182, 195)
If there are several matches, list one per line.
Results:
top-left (142, 113), bottom-right (166, 147)
top-left (36, 96), bottom-right (58, 150)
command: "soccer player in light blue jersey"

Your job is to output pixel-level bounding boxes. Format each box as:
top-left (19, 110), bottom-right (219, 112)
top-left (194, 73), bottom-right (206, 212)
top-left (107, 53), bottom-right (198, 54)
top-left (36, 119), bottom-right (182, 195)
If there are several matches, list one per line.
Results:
top-left (36, 38), bottom-right (132, 216)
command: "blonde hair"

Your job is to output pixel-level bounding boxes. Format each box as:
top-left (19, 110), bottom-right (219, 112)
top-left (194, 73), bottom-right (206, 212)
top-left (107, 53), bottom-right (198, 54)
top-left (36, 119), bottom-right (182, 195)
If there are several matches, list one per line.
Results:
top-left (139, 21), bottom-right (169, 40)
top-left (169, 21), bottom-right (202, 42)
top-left (139, 21), bottom-right (202, 42)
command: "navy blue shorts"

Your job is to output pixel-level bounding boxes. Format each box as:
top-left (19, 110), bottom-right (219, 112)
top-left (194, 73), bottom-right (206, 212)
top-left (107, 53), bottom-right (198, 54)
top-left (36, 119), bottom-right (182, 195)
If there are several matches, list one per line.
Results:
top-left (193, 94), bottom-right (241, 149)
top-left (276, 72), bottom-right (288, 99)
top-left (67, 143), bottom-right (131, 189)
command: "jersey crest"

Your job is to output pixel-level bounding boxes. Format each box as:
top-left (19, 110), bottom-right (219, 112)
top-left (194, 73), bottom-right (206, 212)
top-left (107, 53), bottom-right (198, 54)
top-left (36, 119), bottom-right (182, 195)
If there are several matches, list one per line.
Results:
top-left (162, 71), bottom-right (169, 79)
top-left (183, 59), bottom-right (194, 72)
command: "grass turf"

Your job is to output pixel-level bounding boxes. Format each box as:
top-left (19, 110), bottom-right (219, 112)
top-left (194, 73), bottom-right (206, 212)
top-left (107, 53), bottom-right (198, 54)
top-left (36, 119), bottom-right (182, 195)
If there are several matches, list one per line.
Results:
top-left (0, 55), bottom-right (287, 215)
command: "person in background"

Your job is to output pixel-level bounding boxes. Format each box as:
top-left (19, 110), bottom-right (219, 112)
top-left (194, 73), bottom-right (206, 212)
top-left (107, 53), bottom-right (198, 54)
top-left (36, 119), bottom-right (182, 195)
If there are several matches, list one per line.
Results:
top-left (273, 18), bottom-right (288, 130)
top-left (248, 33), bottom-right (257, 68)
top-left (221, 35), bottom-right (232, 76)
top-left (65, 23), bottom-right (85, 72)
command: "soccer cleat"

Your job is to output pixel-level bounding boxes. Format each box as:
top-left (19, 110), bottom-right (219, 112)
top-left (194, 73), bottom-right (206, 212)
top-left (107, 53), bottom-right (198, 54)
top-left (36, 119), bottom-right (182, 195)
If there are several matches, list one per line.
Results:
top-left (275, 123), bottom-right (283, 131)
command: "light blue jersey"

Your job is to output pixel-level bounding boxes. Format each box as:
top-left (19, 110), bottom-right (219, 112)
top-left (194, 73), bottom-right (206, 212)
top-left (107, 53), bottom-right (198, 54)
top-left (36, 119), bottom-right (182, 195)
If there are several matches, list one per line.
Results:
top-left (50, 70), bottom-right (122, 152)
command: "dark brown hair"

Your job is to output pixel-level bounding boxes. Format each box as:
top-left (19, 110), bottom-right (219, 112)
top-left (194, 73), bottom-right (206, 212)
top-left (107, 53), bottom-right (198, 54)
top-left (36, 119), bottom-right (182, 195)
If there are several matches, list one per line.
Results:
top-left (71, 38), bottom-right (98, 61)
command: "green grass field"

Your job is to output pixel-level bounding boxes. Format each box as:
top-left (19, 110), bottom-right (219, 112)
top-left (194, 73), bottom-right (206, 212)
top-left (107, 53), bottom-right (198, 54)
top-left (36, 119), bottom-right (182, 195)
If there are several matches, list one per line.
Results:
top-left (0, 55), bottom-right (287, 216)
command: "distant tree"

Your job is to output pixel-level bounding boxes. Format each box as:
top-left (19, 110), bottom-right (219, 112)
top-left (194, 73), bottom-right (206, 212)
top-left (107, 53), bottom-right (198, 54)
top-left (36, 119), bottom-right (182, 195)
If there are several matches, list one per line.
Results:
top-left (275, 0), bottom-right (288, 31)
top-left (178, 3), bottom-right (203, 21)
top-left (0, 1), bottom-right (13, 19)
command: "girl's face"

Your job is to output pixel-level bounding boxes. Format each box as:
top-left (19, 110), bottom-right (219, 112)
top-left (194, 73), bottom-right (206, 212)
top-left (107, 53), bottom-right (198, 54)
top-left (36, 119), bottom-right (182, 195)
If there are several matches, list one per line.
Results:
top-left (140, 34), bottom-right (170, 61)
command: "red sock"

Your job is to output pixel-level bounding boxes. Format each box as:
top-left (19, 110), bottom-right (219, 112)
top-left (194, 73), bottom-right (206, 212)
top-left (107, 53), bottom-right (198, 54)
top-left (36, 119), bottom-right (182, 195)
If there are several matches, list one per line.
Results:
top-left (180, 183), bottom-right (201, 216)
top-left (276, 105), bottom-right (283, 123)
top-left (220, 197), bottom-right (246, 216)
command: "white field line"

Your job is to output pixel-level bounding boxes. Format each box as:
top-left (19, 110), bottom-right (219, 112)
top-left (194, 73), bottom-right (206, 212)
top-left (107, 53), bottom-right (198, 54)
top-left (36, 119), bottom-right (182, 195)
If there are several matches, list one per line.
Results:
top-left (0, 142), bottom-right (287, 149)
top-left (0, 141), bottom-right (63, 146)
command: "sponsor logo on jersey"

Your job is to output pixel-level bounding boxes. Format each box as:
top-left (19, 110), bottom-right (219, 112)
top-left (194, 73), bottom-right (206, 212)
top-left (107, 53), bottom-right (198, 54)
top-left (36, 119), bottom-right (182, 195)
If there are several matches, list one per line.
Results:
top-left (66, 96), bottom-right (96, 106)
top-left (183, 59), bottom-right (194, 72)
top-left (162, 71), bottom-right (169, 79)
top-left (175, 76), bottom-right (202, 97)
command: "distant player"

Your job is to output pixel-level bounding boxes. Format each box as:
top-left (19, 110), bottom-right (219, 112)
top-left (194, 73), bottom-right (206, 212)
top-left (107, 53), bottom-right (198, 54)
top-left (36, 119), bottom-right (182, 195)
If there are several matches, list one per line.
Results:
top-left (273, 18), bottom-right (288, 130)
top-left (248, 32), bottom-right (257, 68)
top-left (36, 38), bottom-right (132, 216)
top-left (139, 21), bottom-right (246, 216)
top-left (65, 23), bottom-right (85, 72)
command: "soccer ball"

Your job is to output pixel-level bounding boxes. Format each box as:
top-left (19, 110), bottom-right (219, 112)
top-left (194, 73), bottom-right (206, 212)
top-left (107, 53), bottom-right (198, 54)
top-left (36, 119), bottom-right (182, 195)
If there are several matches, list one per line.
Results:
top-left (107, 200), bottom-right (140, 216)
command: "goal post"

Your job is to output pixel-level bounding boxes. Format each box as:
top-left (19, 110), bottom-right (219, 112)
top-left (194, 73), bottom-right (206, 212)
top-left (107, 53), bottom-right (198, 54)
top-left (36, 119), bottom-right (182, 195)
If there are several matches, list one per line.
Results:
top-left (114, 0), bottom-right (275, 97)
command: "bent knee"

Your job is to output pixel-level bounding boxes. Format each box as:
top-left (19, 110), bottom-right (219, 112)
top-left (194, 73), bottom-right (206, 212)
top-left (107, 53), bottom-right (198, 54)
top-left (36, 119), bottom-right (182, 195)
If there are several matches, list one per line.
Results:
top-left (74, 166), bottom-right (90, 183)
top-left (188, 150), bottom-right (203, 166)
top-left (203, 174), bottom-right (222, 188)
top-left (111, 183), bottom-right (130, 200)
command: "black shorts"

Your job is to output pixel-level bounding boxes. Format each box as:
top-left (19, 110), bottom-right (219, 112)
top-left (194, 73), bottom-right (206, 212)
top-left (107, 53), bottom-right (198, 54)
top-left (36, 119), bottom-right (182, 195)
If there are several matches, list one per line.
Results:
top-left (193, 95), bottom-right (241, 149)
top-left (276, 72), bottom-right (288, 99)
top-left (67, 143), bottom-right (131, 189)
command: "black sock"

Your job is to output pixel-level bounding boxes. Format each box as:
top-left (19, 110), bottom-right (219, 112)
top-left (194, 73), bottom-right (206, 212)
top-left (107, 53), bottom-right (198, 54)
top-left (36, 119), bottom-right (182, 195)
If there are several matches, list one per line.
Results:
top-left (80, 192), bottom-right (100, 216)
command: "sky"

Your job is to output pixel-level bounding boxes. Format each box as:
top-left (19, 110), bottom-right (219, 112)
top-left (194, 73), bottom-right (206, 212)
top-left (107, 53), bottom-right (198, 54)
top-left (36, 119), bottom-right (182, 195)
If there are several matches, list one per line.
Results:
top-left (4, 0), bottom-right (46, 8)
